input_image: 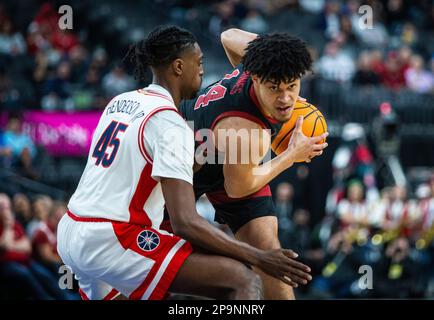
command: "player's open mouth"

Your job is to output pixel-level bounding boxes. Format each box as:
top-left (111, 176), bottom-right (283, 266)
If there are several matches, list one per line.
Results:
top-left (276, 106), bottom-right (292, 115)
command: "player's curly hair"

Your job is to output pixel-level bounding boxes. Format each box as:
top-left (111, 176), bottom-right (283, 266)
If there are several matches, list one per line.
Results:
top-left (241, 33), bottom-right (313, 84)
top-left (123, 25), bottom-right (197, 82)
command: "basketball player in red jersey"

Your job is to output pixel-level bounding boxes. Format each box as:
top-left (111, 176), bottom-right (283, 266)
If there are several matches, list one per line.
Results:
top-left (179, 28), bottom-right (329, 299)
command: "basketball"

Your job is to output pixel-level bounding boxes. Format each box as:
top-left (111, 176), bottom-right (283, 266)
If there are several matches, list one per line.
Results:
top-left (271, 101), bottom-right (327, 158)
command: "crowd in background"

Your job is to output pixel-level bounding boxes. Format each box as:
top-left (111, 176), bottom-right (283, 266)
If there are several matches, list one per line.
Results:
top-left (0, 192), bottom-right (79, 299)
top-left (171, 0), bottom-right (434, 91)
top-left (0, 0), bottom-right (434, 113)
top-left (273, 178), bottom-right (434, 298)
top-left (0, 2), bottom-right (135, 112)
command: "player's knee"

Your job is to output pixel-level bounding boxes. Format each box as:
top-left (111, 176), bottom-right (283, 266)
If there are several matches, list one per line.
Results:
top-left (246, 232), bottom-right (281, 251)
top-left (231, 265), bottom-right (263, 299)
top-left (236, 217), bottom-right (281, 250)
top-left (258, 235), bottom-right (281, 250)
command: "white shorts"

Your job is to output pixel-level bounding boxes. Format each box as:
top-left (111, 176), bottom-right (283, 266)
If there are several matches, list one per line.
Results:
top-left (57, 211), bottom-right (192, 300)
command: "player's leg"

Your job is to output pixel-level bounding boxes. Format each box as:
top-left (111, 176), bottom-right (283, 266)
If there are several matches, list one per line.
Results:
top-left (234, 215), bottom-right (295, 300)
top-left (209, 192), bottom-right (297, 300)
top-left (169, 251), bottom-right (262, 299)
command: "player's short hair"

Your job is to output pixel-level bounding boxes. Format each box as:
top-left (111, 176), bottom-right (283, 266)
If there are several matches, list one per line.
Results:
top-left (123, 25), bottom-right (197, 82)
top-left (241, 33), bottom-right (313, 84)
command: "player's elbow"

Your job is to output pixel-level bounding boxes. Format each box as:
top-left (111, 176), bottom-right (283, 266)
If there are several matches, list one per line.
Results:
top-left (171, 217), bottom-right (200, 241)
top-left (221, 28), bottom-right (239, 46)
top-left (171, 219), bottom-right (190, 239)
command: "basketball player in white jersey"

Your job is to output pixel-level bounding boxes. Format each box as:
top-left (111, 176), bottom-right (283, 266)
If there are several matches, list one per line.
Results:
top-left (57, 25), bottom-right (312, 300)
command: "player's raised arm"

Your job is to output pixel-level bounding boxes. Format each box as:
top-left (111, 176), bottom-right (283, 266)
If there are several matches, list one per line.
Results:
top-left (221, 28), bottom-right (258, 67)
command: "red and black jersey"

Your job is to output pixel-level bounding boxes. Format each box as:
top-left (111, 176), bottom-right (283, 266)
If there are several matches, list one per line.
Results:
top-left (180, 64), bottom-right (282, 199)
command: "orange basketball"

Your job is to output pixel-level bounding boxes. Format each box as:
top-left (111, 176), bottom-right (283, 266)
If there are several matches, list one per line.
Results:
top-left (271, 101), bottom-right (327, 158)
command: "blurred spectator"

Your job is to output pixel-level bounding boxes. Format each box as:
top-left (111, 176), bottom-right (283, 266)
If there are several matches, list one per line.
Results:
top-left (42, 61), bottom-right (73, 110)
top-left (240, 9), bottom-right (268, 34)
top-left (338, 14), bottom-right (356, 45)
top-left (425, 4), bottom-right (434, 30)
top-left (69, 45), bottom-right (90, 85)
top-left (404, 55), bottom-right (434, 94)
top-left (209, 1), bottom-right (235, 38)
top-left (353, 15), bottom-right (389, 48)
top-left (74, 65), bottom-right (104, 110)
top-left (430, 56), bottom-right (434, 80)
top-left (337, 179), bottom-right (368, 227)
top-left (317, 0), bottom-right (341, 40)
top-left (353, 51), bottom-right (381, 86)
top-left (33, 3), bottom-right (59, 31)
top-left (0, 66), bottom-right (21, 110)
top-left (13, 193), bottom-right (33, 229)
top-left (346, 0), bottom-right (362, 33)
top-left (33, 51), bottom-right (49, 83)
top-left (31, 201), bottom-right (65, 273)
top-left (0, 193), bottom-right (69, 299)
top-left (316, 41), bottom-right (356, 82)
top-left (0, 125), bottom-right (12, 166)
top-left (288, 208), bottom-right (311, 254)
top-left (91, 47), bottom-right (109, 76)
top-left (102, 64), bottom-right (135, 98)
top-left (275, 182), bottom-right (294, 248)
top-left (326, 122), bottom-right (377, 220)
top-left (430, 175), bottom-right (434, 196)
top-left (51, 29), bottom-right (79, 54)
top-left (378, 51), bottom-right (406, 90)
top-left (0, 17), bottom-right (27, 56)
top-left (370, 49), bottom-right (386, 75)
top-left (368, 187), bottom-right (391, 228)
top-left (397, 46), bottom-right (412, 72)
top-left (415, 183), bottom-right (434, 233)
top-left (383, 185), bottom-right (408, 231)
top-left (383, 0), bottom-right (408, 31)
top-left (27, 195), bottom-right (53, 240)
top-left (26, 22), bottom-right (53, 56)
top-left (2, 116), bottom-right (37, 178)
top-left (348, 0), bottom-right (385, 43)
top-left (299, 0), bottom-right (325, 14)
top-left (400, 22), bottom-right (418, 47)
top-left (385, 236), bottom-right (410, 263)
top-left (26, 3), bottom-right (60, 56)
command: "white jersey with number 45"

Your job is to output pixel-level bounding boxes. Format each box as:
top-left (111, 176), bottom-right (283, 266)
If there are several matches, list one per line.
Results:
top-left (68, 84), bottom-right (194, 229)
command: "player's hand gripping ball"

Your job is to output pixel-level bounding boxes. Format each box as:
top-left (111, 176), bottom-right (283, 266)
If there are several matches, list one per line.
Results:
top-left (271, 101), bottom-right (327, 159)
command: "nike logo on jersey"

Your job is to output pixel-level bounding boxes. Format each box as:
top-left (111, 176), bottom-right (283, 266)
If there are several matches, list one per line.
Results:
top-left (131, 111), bottom-right (145, 123)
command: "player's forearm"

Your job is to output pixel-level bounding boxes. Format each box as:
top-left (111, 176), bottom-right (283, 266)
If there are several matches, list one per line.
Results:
top-left (162, 178), bottom-right (261, 266)
top-left (225, 153), bottom-right (295, 198)
top-left (221, 28), bottom-right (258, 67)
top-left (176, 216), bottom-right (261, 266)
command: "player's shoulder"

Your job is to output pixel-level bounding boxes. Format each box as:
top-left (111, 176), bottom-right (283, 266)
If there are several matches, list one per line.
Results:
top-left (109, 88), bottom-right (175, 108)
top-left (136, 88), bottom-right (175, 107)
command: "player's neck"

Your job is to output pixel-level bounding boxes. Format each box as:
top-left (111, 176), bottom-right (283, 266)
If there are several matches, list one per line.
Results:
top-left (151, 76), bottom-right (181, 108)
